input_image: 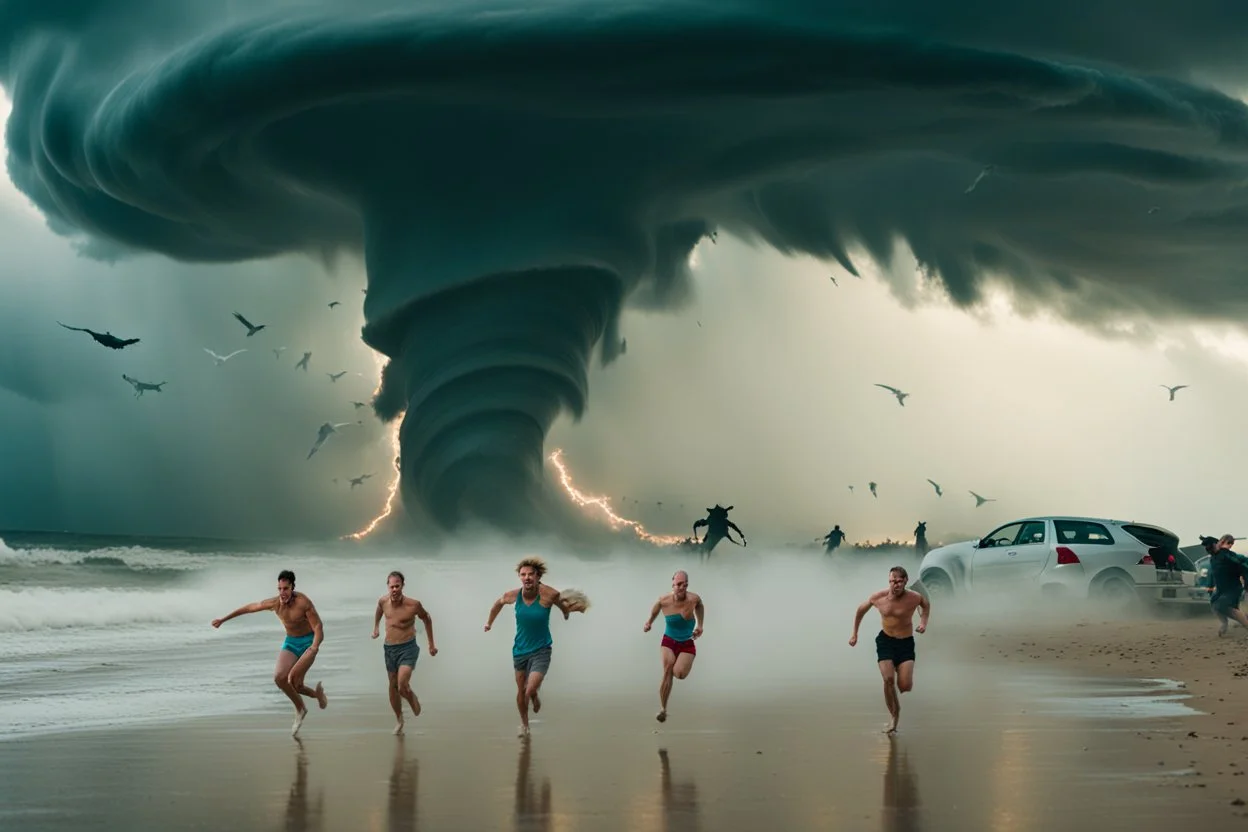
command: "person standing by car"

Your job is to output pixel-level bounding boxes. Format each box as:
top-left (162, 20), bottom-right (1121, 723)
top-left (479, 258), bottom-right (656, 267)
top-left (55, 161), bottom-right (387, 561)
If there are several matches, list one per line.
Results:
top-left (1209, 535), bottom-right (1248, 636)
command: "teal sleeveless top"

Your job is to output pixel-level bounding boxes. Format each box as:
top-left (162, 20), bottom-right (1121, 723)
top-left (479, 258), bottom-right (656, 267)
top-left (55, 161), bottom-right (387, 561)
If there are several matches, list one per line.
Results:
top-left (664, 612), bottom-right (696, 642)
top-left (514, 591), bottom-right (553, 657)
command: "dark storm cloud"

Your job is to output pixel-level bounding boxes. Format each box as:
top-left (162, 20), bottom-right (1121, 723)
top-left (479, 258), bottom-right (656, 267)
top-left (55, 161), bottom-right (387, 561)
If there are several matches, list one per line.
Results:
top-left (5, 0), bottom-right (1248, 531)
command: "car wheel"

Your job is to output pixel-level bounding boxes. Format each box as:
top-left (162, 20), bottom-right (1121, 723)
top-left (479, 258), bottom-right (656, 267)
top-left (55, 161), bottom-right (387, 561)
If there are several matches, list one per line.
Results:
top-left (921, 570), bottom-right (954, 601)
top-left (1093, 574), bottom-right (1138, 611)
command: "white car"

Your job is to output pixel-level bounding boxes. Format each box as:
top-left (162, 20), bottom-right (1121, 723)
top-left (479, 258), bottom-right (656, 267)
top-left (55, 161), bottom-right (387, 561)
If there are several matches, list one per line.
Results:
top-left (913, 515), bottom-right (1202, 609)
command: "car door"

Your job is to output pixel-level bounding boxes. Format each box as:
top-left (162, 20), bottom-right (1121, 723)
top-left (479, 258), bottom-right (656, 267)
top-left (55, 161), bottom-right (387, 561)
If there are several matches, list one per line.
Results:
top-left (969, 522), bottom-right (1025, 588)
top-left (1002, 519), bottom-right (1051, 581)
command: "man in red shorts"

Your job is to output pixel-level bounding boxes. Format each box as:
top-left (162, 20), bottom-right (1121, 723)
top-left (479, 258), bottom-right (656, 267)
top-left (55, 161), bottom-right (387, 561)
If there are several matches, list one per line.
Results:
top-left (643, 570), bottom-right (704, 723)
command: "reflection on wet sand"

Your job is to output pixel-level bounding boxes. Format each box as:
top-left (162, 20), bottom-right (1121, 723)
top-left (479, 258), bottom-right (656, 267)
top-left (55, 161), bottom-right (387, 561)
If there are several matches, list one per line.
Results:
top-left (388, 736), bottom-right (419, 832)
top-left (658, 748), bottom-right (700, 832)
top-left (514, 738), bottom-right (552, 832)
top-left (284, 738), bottom-right (324, 832)
top-left (882, 736), bottom-right (919, 832)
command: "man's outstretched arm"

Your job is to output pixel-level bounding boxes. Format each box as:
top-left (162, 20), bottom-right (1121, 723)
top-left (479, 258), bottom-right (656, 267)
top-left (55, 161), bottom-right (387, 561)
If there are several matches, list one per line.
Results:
top-left (212, 597), bottom-right (275, 628)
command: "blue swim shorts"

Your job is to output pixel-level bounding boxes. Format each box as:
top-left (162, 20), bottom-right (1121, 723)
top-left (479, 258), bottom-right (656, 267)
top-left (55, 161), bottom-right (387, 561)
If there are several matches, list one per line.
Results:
top-left (281, 632), bottom-right (315, 659)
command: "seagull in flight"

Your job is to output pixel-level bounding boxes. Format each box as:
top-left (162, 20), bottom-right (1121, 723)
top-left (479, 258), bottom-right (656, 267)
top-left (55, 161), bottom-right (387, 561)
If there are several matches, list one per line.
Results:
top-left (875, 384), bottom-right (910, 407)
top-left (327, 371), bottom-right (347, 382)
top-left (927, 479), bottom-right (943, 497)
top-left (348, 473), bottom-right (374, 489)
top-left (829, 275), bottom-right (838, 286)
top-left (969, 490), bottom-right (996, 508)
top-left (1160, 384), bottom-right (1188, 401)
top-left (121, 374), bottom-right (166, 398)
top-left (272, 347), bottom-right (287, 360)
top-left (328, 301), bottom-right (341, 309)
top-left (350, 401), bottom-right (368, 410)
top-left (868, 481), bottom-right (878, 499)
top-left (232, 312), bottom-right (266, 337)
top-left (58, 322), bottom-right (140, 350)
top-left (204, 348), bottom-right (247, 365)
top-left (848, 485), bottom-right (854, 493)
top-left (964, 165), bottom-right (994, 194)
top-left (295, 352), bottom-right (311, 371)
top-left (306, 421), bottom-right (358, 459)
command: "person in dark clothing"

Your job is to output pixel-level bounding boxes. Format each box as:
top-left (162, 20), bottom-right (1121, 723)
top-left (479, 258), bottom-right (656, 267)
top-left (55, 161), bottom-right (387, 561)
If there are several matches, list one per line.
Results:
top-left (822, 525), bottom-right (846, 554)
top-left (1208, 534), bottom-right (1248, 636)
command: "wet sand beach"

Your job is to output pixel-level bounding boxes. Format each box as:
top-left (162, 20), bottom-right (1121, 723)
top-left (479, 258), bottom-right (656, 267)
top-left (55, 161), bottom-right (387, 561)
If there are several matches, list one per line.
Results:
top-left (0, 638), bottom-right (1220, 832)
top-left (966, 611), bottom-right (1248, 821)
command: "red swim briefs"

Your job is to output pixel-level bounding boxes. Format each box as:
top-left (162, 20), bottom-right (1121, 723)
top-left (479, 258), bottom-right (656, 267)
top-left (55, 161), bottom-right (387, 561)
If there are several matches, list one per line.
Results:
top-left (661, 635), bottom-right (696, 656)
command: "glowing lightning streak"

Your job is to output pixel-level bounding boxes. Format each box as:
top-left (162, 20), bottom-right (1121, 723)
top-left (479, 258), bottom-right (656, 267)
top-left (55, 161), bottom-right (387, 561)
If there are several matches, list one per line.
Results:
top-left (344, 354), bottom-right (402, 540)
top-left (548, 448), bottom-right (685, 546)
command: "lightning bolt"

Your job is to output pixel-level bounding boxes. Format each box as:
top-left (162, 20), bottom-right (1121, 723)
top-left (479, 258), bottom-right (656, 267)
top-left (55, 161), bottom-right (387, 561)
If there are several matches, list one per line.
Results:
top-left (343, 353), bottom-right (401, 541)
top-left (547, 448), bottom-right (684, 546)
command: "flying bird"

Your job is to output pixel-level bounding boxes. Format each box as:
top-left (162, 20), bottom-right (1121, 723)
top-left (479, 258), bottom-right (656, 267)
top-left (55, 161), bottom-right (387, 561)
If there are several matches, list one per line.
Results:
top-left (57, 322), bottom-right (140, 350)
top-left (964, 164), bottom-right (994, 194)
top-left (121, 374), bottom-right (166, 398)
top-left (868, 482), bottom-right (878, 498)
top-left (969, 491), bottom-right (996, 507)
top-left (328, 301), bottom-right (340, 309)
top-left (874, 384), bottom-right (910, 406)
top-left (327, 371), bottom-right (347, 382)
top-left (829, 275), bottom-right (838, 286)
top-left (306, 421), bottom-right (357, 459)
top-left (1147, 206), bottom-right (1161, 215)
top-left (348, 473), bottom-right (374, 489)
top-left (295, 352), bottom-right (311, 371)
top-left (232, 312), bottom-right (266, 336)
top-left (848, 485), bottom-right (854, 493)
top-left (204, 347), bottom-right (246, 365)
top-left (927, 479), bottom-right (943, 497)
top-left (272, 347), bottom-right (287, 360)
top-left (1160, 384), bottom-right (1188, 401)
top-left (350, 401), bottom-right (368, 410)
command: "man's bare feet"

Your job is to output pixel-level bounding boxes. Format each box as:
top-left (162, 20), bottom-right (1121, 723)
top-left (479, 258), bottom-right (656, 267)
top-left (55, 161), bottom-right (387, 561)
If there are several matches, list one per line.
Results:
top-left (292, 707), bottom-right (308, 738)
top-left (393, 719), bottom-right (404, 736)
top-left (531, 692), bottom-right (541, 714)
top-left (1219, 621), bottom-right (1229, 637)
top-left (315, 682), bottom-right (328, 709)
top-left (656, 709), bottom-right (667, 723)
top-left (517, 724), bottom-right (530, 738)
top-left (882, 720), bottom-right (898, 735)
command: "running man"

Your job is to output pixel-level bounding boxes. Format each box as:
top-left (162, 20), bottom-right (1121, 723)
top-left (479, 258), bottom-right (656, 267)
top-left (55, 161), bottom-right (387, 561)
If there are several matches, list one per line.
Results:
top-left (212, 569), bottom-right (328, 736)
top-left (484, 556), bottom-right (584, 737)
top-left (643, 570), bottom-right (704, 723)
top-left (372, 570), bottom-right (438, 735)
top-left (849, 566), bottom-right (929, 734)
top-left (1209, 534), bottom-right (1248, 636)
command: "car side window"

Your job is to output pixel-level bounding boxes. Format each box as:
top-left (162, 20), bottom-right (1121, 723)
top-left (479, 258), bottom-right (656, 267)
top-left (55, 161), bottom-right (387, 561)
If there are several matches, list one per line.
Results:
top-left (1054, 520), bottom-right (1115, 545)
top-left (1017, 521), bottom-right (1046, 545)
top-left (982, 523), bottom-right (1023, 548)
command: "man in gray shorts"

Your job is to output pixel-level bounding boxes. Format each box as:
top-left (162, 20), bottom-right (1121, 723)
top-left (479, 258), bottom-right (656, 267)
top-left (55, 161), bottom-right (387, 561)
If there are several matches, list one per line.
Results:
top-left (372, 570), bottom-right (438, 735)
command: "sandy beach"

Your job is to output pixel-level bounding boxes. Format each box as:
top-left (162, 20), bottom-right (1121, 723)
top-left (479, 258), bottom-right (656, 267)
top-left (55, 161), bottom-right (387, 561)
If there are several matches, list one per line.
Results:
top-left (961, 609), bottom-right (1248, 821)
top-left (0, 626), bottom-right (1228, 832)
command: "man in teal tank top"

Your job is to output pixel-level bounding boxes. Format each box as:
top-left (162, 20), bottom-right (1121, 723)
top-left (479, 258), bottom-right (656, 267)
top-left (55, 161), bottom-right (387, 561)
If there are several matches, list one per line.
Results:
top-left (643, 570), bottom-right (705, 723)
top-left (485, 556), bottom-right (586, 737)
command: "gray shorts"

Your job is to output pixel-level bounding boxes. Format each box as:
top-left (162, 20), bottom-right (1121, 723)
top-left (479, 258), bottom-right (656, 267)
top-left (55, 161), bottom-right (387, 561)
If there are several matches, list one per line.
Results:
top-left (512, 645), bottom-right (552, 676)
top-left (384, 638), bottom-right (420, 674)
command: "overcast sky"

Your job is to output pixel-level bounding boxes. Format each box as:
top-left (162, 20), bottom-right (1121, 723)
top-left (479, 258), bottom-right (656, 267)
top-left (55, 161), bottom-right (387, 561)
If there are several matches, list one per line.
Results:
top-left (6, 2), bottom-right (1248, 545)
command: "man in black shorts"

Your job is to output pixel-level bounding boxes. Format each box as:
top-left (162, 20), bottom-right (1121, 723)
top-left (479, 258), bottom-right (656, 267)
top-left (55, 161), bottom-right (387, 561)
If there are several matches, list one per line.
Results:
top-left (849, 566), bottom-right (929, 734)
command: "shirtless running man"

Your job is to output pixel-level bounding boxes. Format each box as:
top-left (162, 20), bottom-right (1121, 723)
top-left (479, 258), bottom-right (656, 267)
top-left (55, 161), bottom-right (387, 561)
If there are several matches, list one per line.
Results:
top-left (372, 570), bottom-right (438, 735)
top-left (643, 570), bottom-right (704, 723)
top-left (849, 566), bottom-right (929, 734)
top-left (212, 569), bottom-right (328, 737)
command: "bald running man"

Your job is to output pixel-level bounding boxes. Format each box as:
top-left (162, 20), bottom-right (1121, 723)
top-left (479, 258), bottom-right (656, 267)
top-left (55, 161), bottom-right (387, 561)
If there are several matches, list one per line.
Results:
top-left (643, 570), bottom-right (705, 723)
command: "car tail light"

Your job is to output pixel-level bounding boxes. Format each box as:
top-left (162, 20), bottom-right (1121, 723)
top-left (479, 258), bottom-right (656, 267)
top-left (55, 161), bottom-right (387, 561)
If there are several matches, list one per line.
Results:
top-left (1138, 555), bottom-right (1154, 565)
top-left (1056, 546), bottom-right (1080, 565)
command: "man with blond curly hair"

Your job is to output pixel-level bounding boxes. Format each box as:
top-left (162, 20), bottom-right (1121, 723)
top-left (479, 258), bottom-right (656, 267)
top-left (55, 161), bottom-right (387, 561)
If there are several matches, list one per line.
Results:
top-left (485, 556), bottom-right (586, 737)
